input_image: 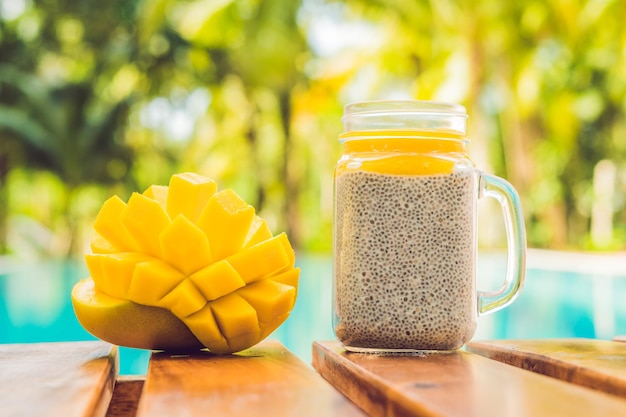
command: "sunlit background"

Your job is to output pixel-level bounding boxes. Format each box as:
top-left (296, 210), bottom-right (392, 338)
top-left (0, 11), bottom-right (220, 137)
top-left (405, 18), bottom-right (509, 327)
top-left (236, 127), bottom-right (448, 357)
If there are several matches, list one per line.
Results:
top-left (1, 0), bottom-right (626, 373)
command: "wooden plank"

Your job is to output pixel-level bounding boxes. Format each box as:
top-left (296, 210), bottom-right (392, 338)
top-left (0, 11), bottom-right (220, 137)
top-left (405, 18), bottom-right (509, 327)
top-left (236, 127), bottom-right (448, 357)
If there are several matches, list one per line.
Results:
top-left (467, 338), bottom-right (626, 397)
top-left (0, 341), bottom-right (118, 417)
top-left (135, 340), bottom-right (365, 417)
top-left (106, 375), bottom-right (145, 417)
top-left (312, 340), bottom-right (626, 417)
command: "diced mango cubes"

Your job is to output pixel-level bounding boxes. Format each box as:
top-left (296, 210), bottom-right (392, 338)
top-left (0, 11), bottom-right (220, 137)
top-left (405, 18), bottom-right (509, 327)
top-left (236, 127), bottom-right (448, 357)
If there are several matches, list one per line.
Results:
top-left (236, 279), bottom-right (296, 324)
top-left (228, 233), bottom-right (295, 283)
top-left (121, 193), bottom-right (171, 258)
top-left (93, 196), bottom-right (138, 252)
top-left (159, 279), bottom-right (207, 318)
top-left (143, 185), bottom-right (169, 209)
top-left (197, 189), bottom-right (255, 261)
top-left (159, 215), bottom-right (212, 275)
top-left (90, 232), bottom-right (118, 254)
top-left (269, 267), bottom-right (301, 289)
top-left (74, 172), bottom-right (300, 354)
top-left (127, 259), bottom-right (186, 306)
top-left (243, 215), bottom-right (273, 248)
top-left (236, 278), bottom-right (297, 338)
top-left (185, 306), bottom-right (230, 353)
top-left (189, 260), bottom-right (246, 301)
top-left (166, 173), bottom-right (217, 222)
top-left (210, 293), bottom-right (261, 353)
top-left (86, 252), bottom-right (151, 298)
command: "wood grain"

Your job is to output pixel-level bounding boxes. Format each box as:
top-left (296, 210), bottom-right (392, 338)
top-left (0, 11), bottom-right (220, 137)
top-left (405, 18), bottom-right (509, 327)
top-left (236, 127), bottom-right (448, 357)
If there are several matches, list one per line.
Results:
top-left (135, 340), bottom-right (365, 417)
top-left (105, 375), bottom-right (145, 417)
top-left (313, 340), bottom-right (626, 417)
top-left (0, 341), bottom-right (117, 417)
top-left (467, 338), bottom-right (626, 397)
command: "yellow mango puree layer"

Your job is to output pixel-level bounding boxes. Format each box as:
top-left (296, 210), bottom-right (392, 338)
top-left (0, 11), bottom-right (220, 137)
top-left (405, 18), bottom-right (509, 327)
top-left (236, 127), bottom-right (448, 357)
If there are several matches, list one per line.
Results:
top-left (336, 130), bottom-right (468, 176)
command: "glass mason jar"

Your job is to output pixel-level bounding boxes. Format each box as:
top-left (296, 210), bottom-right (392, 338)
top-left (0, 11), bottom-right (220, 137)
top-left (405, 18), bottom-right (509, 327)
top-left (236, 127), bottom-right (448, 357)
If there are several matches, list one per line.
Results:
top-left (332, 100), bottom-right (526, 352)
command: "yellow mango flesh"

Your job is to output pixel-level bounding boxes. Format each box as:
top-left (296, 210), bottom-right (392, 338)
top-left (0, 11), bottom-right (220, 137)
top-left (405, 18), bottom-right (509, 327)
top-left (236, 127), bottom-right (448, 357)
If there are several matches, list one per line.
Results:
top-left (72, 172), bottom-right (299, 354)
top-left (86, 252), bottom-right (150, 298)
top-left (270, 267), bottom-right (301, 289)
top-left (227, 233), bottom-right (294, 283)
top-left (166, 173), bottom-right (217, 222)
top-left (143, 185), bottom-right (168, 209)
top-left (243, 216), bottom-right (273, 248)
top-left (159, 215), bottom-right (212, 275)
top-left (159, 279), bottom-right (207, 318)
top-left (121, 193), bottom-right (171, 258)
top-left (184, 306), bottom-right (230, 353)
top-left (90, 232), bottom-right (117, 254)
top-left (236, 279), bottom-right (296, 338)
top-left (93, 196), bottom-right (138, 252)
top-left (197, 189), bottom-right (255, 261)
top-left (210, 293), bottom-right (261, 353)
top-left (189, 260), bottom-right (246, 301)
top-left (127, 259), bottom-right (186, 306)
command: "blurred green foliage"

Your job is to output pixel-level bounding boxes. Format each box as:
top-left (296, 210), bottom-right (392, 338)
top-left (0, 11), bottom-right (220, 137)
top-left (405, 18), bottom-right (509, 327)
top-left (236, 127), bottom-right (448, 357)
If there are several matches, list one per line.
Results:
top-left (0, 0), bottom-right (625, 258)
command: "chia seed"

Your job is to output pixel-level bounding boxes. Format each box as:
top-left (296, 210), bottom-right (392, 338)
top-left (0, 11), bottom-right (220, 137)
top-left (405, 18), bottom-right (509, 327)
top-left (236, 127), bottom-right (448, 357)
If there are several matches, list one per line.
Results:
top-left (333, 169), bottom-right (477, 351)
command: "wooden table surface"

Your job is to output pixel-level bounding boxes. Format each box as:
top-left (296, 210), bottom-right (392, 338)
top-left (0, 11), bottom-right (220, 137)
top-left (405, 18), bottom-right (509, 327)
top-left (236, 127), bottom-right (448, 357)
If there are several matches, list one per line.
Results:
top-left (6, 338), bottom-right (626, 416)
top-left (312, 340), bottom-right (626, 417)
top-left (0, 341), bottom-right (117, 417)
top-left (135, 340), bottom-right (365, 417)
top-left (466, 338), bottom-right (626, 397)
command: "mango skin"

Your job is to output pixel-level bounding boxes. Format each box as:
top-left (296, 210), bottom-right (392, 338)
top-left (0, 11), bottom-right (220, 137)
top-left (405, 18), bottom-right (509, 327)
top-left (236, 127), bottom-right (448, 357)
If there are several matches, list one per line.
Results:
top-left (72, 278), bottom-right (203, 351)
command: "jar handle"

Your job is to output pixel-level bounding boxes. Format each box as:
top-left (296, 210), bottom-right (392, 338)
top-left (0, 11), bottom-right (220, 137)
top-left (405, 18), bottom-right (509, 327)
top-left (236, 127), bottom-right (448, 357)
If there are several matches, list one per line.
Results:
top-left (477, 171), bottom-right (527, 315)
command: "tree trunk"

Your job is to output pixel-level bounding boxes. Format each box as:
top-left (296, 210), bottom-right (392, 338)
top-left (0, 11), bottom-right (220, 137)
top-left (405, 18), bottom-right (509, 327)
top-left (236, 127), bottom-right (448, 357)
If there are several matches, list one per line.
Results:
top-left (278, 91), bottom-right (301, 250)
top-left (0, 150), bottom-right (8, 254)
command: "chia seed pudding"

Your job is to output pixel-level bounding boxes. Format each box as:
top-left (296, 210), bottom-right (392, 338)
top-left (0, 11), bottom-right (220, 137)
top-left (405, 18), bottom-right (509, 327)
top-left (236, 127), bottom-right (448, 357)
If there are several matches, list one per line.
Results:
top-left (333, 168), bottom-right (477, 351)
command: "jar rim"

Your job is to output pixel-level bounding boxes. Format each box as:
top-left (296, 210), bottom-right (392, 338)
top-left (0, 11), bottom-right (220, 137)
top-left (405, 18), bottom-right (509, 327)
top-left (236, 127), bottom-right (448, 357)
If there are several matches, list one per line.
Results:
top-left (343, 100), bottom-right (468, 118)
top-left (341, 100), bottom-right (468, 135)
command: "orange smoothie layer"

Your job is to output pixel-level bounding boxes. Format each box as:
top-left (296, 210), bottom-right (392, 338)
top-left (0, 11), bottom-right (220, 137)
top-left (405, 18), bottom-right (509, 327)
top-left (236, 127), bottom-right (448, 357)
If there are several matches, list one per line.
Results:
top-left (337, 130), bottom-right (468, 176)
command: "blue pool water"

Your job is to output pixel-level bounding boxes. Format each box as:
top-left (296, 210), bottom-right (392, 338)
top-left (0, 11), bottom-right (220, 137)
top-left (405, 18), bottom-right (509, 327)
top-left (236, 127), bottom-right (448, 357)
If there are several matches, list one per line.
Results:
top-left (1, 252), bottom-right (625, 374)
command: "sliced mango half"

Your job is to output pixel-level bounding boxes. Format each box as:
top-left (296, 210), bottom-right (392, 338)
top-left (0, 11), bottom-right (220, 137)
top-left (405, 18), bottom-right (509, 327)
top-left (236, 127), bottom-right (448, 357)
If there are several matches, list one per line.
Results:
top-left (72, 278), bottom-right (203, 351)
top-left (72, 172), bottom-right (300, 354)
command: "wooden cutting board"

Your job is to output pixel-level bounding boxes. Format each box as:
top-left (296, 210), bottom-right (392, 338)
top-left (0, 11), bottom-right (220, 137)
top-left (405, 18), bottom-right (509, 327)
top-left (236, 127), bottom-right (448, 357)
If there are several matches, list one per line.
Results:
top-left (466, 338), bottom-right (626, 397)
top-left (0, 341), bottom-right (117, 417)
top-left (312, 340), bottom-right (626, 417)
top-left (135, 340), bottom-right (365, 417)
